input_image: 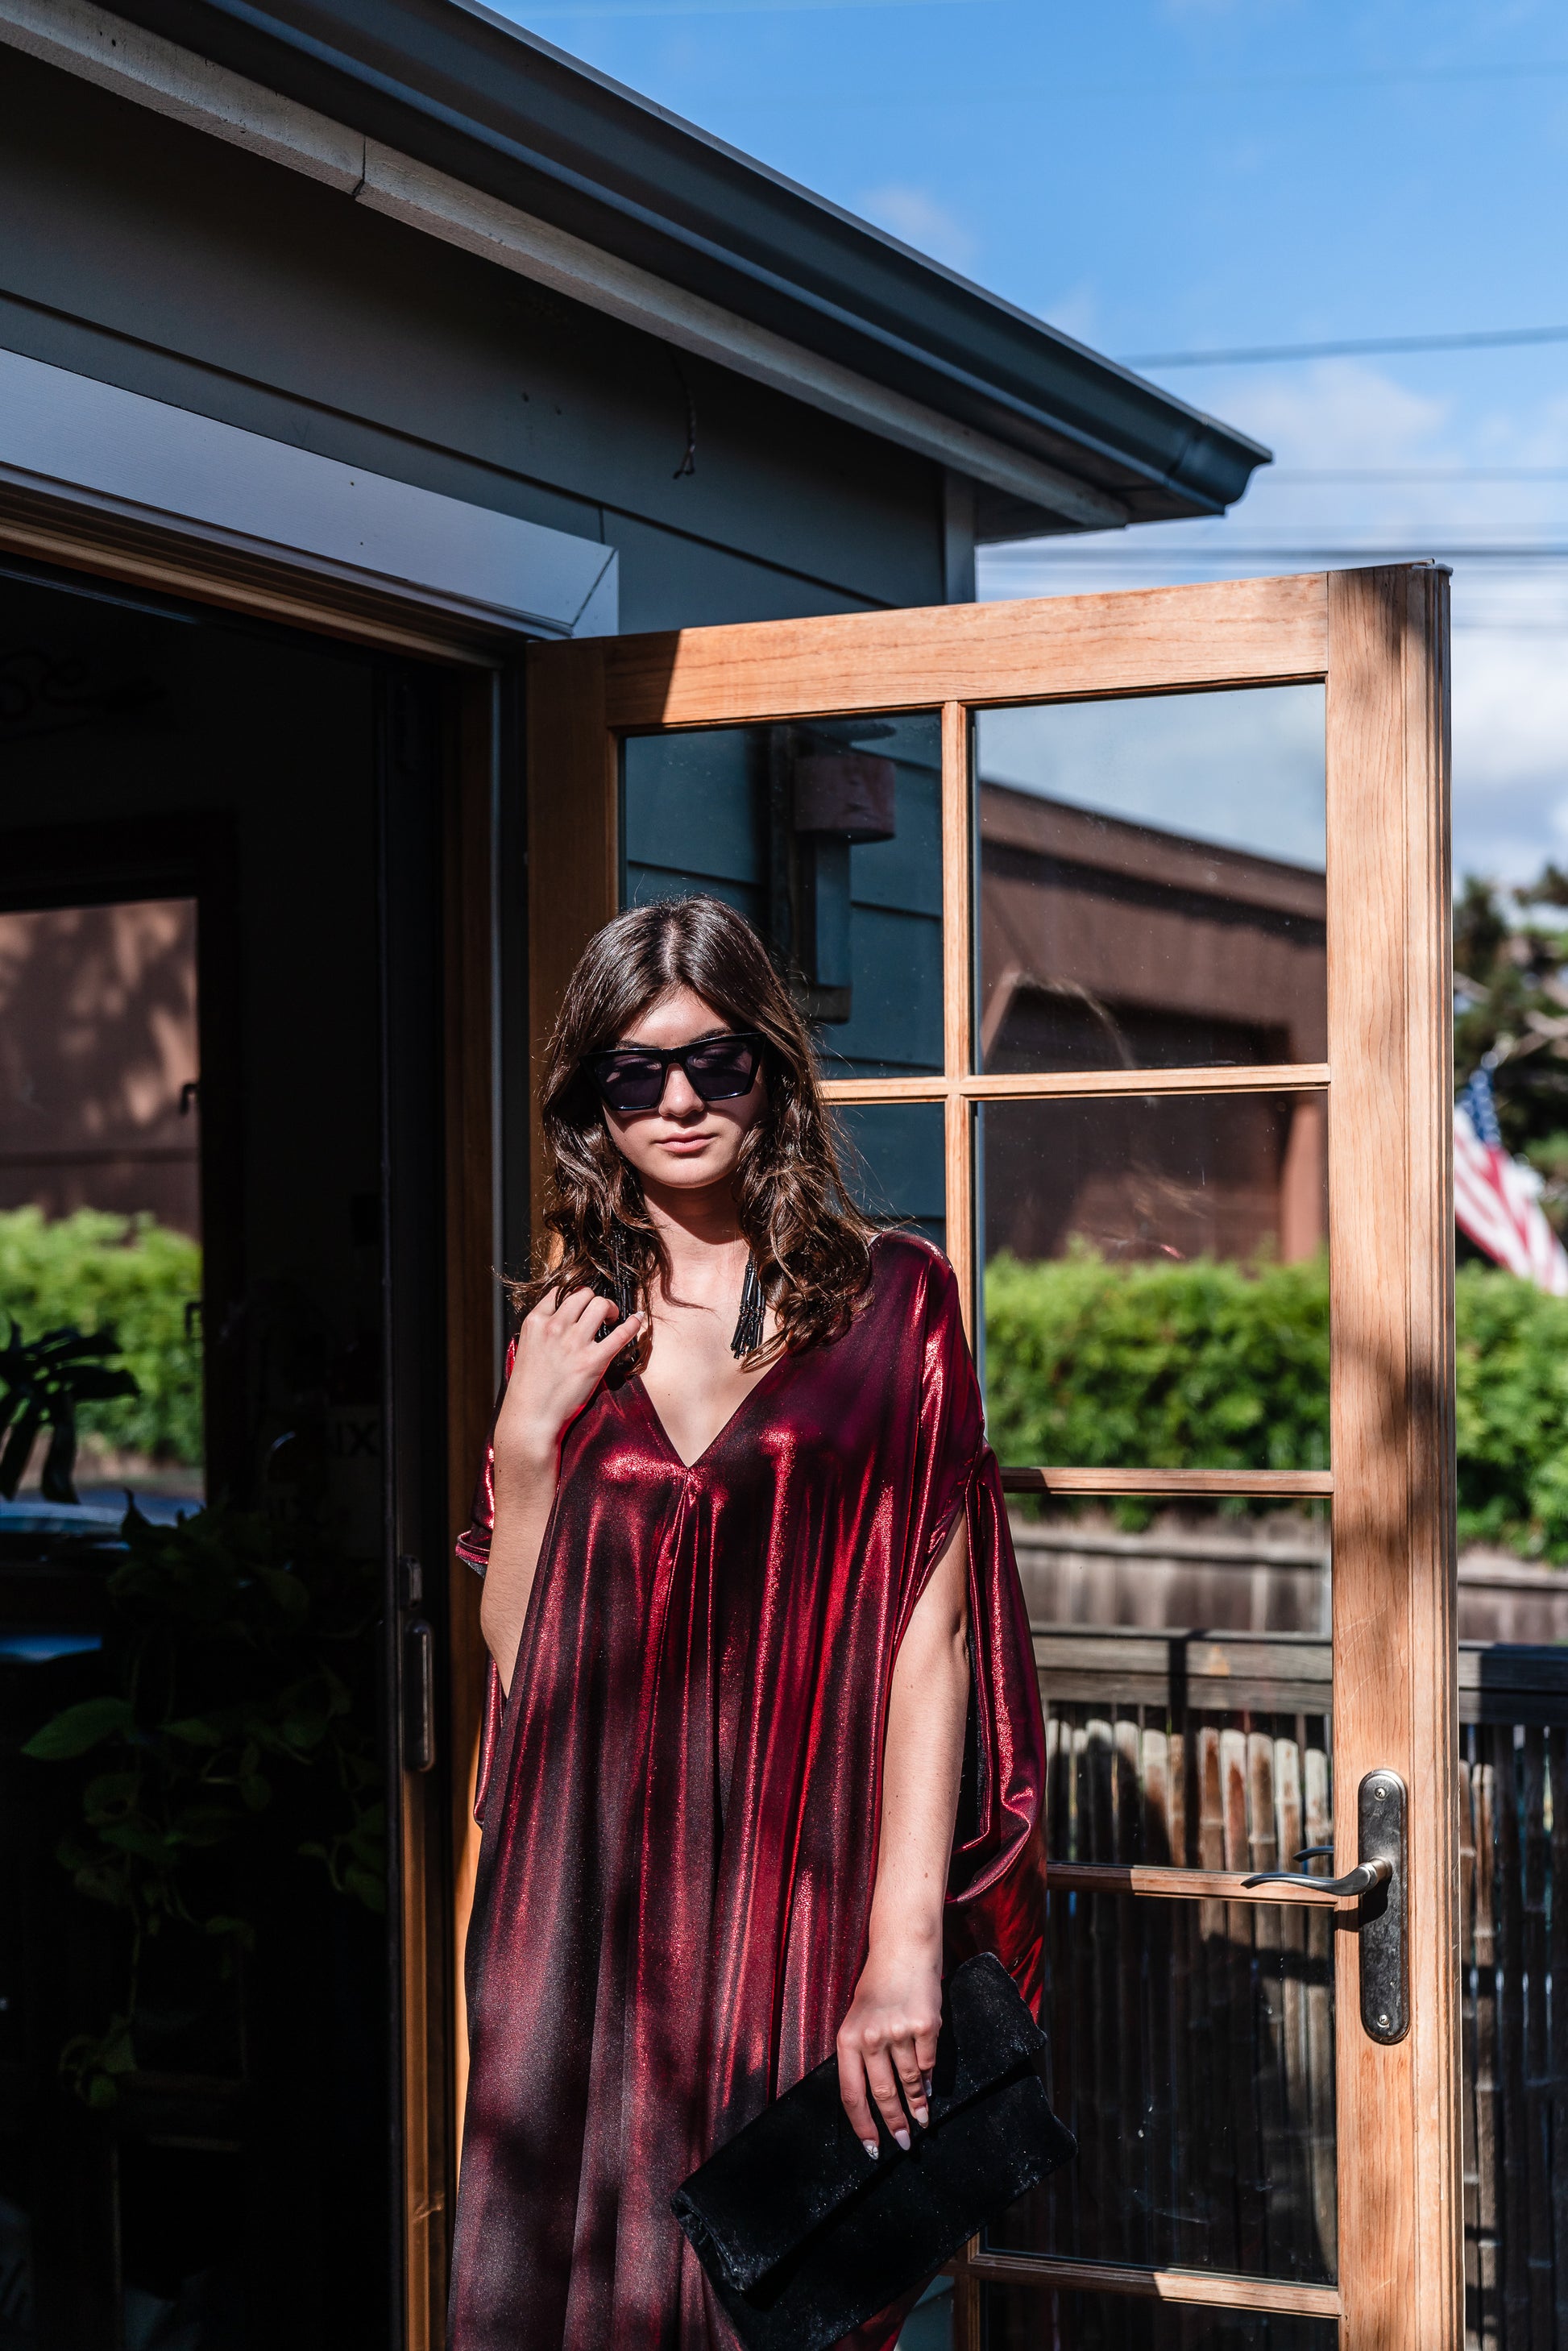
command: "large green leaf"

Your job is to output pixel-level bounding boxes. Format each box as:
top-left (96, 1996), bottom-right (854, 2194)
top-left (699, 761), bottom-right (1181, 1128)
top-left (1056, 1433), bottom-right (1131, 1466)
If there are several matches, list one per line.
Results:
top-left (23, 1697), bottom-right (134, 1760)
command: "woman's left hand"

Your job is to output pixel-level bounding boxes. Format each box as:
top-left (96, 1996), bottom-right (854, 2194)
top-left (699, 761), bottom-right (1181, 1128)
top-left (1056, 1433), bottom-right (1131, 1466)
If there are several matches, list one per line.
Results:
top-left (836, 1946), bottom-right (940, 2156)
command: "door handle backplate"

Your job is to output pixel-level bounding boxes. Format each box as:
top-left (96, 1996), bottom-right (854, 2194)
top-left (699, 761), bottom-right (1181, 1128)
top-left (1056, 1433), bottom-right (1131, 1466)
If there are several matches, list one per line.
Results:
top-left (1357, 1768), bottom-right (1408, 2045)
top-left (1242, 1767), bottom-right (1408, 2044)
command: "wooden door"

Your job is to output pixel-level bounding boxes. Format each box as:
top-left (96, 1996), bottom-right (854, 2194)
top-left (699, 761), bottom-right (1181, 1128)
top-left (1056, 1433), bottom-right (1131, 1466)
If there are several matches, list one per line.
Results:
top-left (524, 567), bottom-right (1457, 2348)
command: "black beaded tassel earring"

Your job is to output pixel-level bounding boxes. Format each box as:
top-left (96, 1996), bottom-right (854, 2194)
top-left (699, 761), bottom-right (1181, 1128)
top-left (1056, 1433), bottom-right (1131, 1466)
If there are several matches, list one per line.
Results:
top-left (611, 1225), bottom-right (636, 1325)
top-left (730, 1256), bottom-right (765, 1359)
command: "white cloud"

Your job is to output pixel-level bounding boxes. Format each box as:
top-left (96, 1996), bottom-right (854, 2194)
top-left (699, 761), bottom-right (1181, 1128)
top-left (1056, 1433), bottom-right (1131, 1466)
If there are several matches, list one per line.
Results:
top-left (978, 358), bottom-right (1568, 885)
top-left (1222, 359), bottom-right (1451, 472)
top-left (1038, 282), bottom-right (1103, 350)
top-left (1451, 579), bottom-right (1568, 886)
top-left (855, 184), bottom-right (977, 269)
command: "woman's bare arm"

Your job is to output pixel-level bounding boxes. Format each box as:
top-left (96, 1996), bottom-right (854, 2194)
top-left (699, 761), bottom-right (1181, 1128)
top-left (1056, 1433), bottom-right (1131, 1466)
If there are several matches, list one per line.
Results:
top-left (479, 1287), bottom-right (643, 1693)
top-left (836, 1515), bottom-right (970, 2154)
top-left (480, 1457), bottom-right (562, 1699)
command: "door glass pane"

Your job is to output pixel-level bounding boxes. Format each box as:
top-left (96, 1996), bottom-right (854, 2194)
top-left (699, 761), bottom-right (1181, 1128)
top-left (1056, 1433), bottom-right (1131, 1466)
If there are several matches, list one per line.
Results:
top-left (975, 686), bottom-right (1325, 1075)
top-left (981, 1093), bottom-right (1329, 1470)
top-left (622, 713), bottom-right (942, 1077)
top-left (0, 899), bottom-right (205, 1518)
top-left (981, 2284), bottom-right (1338, 2349)
top-left (1012, 1495), bottom-right (1329, 1635)
top-left (832, 1100), bottom-right (945, 1257)
top-left (989, 1660), bottom-right (1336, 2281)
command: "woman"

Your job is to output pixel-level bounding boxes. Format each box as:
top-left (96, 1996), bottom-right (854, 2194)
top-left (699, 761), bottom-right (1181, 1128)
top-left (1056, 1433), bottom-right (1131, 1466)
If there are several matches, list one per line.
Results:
top-left (450, 897), bottom-right (1045, 2351)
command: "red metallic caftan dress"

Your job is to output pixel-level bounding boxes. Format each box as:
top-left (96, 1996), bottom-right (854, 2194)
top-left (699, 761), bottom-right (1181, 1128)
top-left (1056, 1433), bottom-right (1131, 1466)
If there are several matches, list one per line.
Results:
top-left (449, 1233), bottom-right (1046, 2351)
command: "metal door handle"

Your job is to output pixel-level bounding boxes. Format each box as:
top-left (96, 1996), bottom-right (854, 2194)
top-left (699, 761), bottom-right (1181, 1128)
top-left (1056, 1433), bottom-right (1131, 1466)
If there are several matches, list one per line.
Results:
top-left (1242, 1857), bottom-right (1392, 1901)
top-left (1243, 1769), bottom-right (1408, 2046)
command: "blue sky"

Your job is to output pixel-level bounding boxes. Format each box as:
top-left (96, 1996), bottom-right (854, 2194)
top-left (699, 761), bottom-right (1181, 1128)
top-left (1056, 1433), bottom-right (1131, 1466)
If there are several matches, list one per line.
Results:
top-left (490, 0), bottom-right (1568, 886)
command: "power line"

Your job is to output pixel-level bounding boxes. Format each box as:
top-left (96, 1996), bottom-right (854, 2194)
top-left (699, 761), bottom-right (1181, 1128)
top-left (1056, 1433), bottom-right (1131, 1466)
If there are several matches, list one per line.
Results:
top-left (1118, 325), bottom-right (1568, 368)
top-left (706, 58), bottom-right (1568, 105)
top-left (529, 0), bottom-right (995, 14)
top-left (985, 545), bottom-right (1568, 562)
top-left (1267, 466), bottom-right (1568, 483)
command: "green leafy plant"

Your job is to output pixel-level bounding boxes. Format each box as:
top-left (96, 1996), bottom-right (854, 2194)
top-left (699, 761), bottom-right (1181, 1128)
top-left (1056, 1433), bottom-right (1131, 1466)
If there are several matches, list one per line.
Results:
top-left (985, 1249), bottom-right (1568, 1562)
top-left (23, 1500), bottom-right (384, 2105)
top-left (1454, 1261), bottom-right (1568, 1560)
top-left (984, 1247), bottom-right (1331, 1504)
top-left (0, 1320), bottom-right (141, 1502)
top-left (0, 1206), bottom-right (202, 1463)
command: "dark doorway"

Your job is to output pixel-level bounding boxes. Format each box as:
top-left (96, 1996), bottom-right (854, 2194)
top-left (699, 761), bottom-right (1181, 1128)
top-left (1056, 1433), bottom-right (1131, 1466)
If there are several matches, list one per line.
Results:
top-left (0, 560), bottom-right (454, 2350)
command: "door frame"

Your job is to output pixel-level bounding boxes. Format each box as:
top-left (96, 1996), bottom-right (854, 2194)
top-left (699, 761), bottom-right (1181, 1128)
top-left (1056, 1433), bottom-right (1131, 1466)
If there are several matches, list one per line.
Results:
top-left (525, 566), bottom-right (1459, 2348)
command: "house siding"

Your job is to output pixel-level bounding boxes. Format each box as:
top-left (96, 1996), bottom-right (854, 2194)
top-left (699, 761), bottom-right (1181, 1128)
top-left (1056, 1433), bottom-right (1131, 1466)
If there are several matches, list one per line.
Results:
top-left (0, 45), bottom-right (951, 629)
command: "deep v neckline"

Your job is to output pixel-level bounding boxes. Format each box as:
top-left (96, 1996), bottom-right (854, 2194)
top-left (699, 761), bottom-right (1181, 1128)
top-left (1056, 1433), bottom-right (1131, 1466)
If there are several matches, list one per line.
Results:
top-left (631, 1353), bottom-right (790, 1474)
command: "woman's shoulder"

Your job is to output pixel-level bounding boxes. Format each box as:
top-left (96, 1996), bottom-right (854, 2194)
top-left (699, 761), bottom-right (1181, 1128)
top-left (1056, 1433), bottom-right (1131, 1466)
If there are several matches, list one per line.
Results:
top-left (868, 1228), bottom-right (960, 1311)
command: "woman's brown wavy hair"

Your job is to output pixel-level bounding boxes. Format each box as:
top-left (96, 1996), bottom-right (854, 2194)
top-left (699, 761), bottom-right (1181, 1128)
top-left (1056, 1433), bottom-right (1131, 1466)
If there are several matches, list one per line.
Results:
top-left (509, 895), bottom-right (875, 1363)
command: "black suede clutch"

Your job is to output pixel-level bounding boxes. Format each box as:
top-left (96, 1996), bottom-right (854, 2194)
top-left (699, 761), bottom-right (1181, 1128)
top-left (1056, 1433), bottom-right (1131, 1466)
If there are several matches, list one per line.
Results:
top-left (671, 1953), bottom-right (1076, 2351)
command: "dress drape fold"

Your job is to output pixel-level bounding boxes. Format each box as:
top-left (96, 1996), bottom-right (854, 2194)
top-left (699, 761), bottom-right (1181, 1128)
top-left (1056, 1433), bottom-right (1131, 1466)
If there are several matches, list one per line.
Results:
top-left (449, 1234), bottom-right (1046, 2351)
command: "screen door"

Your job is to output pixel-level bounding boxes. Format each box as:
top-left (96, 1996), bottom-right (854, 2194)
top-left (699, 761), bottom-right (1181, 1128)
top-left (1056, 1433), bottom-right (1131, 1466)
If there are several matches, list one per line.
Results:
top-left (525, 566), bottom-right (1457, 2349)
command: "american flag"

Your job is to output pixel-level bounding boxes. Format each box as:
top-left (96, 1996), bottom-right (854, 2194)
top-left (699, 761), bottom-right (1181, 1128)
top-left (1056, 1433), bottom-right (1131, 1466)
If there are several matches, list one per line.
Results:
top-left (1454, 1067), bottom-right (1568, 1296)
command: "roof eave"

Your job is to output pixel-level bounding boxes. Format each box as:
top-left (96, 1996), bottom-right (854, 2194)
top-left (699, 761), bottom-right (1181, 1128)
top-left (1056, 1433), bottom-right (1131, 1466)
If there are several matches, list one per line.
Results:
top-left (90, 0), bottom-right (1271, 533)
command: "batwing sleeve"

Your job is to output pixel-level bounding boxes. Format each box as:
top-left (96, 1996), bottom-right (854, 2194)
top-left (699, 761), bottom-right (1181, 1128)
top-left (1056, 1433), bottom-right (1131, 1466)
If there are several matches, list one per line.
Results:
top-left (904, 1251), bottom-right (1048, 2014)
top-left (454, 1335), bottom-right (517, 1578)
top-left (456, 1337), bottom-right (516, 1825)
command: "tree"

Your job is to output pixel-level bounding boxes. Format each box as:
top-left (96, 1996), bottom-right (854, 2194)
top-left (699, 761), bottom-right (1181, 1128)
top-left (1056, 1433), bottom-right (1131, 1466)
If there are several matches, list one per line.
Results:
top-left (1454, 864), bottom-right (1568, 1235)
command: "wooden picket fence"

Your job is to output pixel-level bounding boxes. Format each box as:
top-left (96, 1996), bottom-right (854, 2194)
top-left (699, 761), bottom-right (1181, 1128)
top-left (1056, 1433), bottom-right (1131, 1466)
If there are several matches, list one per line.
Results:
top-left (997, 1630), bottom-right (1568, 2347)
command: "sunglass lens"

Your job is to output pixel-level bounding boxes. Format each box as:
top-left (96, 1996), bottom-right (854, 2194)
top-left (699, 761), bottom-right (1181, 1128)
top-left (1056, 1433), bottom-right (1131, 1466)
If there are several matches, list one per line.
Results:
top-left (595, 1053), bottom-right (666, 1112)
top-left (683, 1042), bottom-right (757, 1101)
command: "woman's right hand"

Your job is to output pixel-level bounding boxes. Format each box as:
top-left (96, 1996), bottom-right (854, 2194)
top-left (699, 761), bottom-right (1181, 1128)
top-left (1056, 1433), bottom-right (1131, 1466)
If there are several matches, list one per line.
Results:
top-left (493, 1286), bottom-right (645, 1477)
top-left (483, 1288), bottom-right (645, 1690)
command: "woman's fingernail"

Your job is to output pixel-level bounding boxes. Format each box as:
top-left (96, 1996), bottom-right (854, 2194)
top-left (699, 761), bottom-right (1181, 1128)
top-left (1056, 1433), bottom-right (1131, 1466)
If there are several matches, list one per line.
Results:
top-left (894, 2127), bottom-right (911, 2152)
top-left (911, 2103), bottom-right (929, 2129)
top-left (861, 2139), bottom-right (879, 2159)
top-left (923, 2072), bottom-right (933, 2096)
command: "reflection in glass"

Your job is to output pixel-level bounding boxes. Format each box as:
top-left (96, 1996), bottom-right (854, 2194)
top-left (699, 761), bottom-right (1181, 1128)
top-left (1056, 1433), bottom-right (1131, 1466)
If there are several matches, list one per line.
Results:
top-left (832, 1101), bottom-right (945, 1258)
top-left (981, 2285), bottom-right (1338, 2349)
top-left (988, 1663), bottom-right (1336, 2281)
top-left (622, 714), bottom-right (942, 1077)
top-left (980, 1093), bottom-right (1329, 1471)
top-left (975, 686), bottom-right (1325, 1075)
top-left (1010, 1497), bottom-right (1329, 1636)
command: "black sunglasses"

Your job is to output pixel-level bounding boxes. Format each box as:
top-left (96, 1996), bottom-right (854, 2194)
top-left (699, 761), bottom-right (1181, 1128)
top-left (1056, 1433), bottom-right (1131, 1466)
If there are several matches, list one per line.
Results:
top-left (584, 1030), bottom-right (765, 1116)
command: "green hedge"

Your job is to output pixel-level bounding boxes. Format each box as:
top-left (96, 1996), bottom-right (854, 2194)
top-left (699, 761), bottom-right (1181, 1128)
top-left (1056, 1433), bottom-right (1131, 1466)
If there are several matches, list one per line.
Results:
top-left (1453, 1263), bottom-right (1568, 1560)
top-left (984, 1250), bottom-right (1331, 1481)
top-left (985, 1250), bottom-right (1568, 1563)
top-left (0, 1207), bottom-right (203, 1466)
top-left (7, 1209), bottom-right (1568, 1553)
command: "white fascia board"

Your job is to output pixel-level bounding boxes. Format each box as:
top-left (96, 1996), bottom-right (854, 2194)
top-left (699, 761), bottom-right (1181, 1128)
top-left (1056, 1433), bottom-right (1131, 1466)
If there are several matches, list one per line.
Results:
top-left (0, 0), bottom-right (1128, 534)
top-left (0, 346), bottom-right (619, 637)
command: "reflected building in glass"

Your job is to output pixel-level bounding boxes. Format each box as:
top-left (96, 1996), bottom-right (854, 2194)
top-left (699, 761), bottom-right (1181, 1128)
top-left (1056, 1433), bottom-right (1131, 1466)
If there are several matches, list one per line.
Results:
top-left (977, 686), bottom-right (1329, 1280)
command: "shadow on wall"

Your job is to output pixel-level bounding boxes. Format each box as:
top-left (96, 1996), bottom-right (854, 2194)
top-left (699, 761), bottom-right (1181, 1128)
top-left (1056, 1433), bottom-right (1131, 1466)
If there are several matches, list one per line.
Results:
top-left (0, 899), bottom-right (200, 1236)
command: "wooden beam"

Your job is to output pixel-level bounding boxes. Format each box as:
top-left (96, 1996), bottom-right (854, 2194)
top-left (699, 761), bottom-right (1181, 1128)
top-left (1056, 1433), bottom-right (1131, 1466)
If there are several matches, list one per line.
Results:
top-left (965, 2251), bottom-right (1342, 2319)
top-left (0, 491), bottom-right (500, 666)
top-left (1001, 1466), bottom-right (1334, 1497)
top-left (525, 640), bottom-right (616, 1237)
top-left (819, 1063), bottom-right (1330, 1104)
top-left (603, 574), bottom-right (1329, 730)
top-left (1044, 1862), bottom-right (1354, 1909)
top-left (959, 1063), bottom-right (1330, 1101)
top-left (442, 672), bottom-right (502, 2198)
top-left (941, 702), bottom-right (975, 1336)
top-left (1326, 563), bottom-right (1459, 2351)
